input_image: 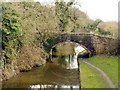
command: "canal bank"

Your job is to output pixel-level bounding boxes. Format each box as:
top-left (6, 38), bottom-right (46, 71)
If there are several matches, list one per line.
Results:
top-left (1, 44), bottom-right (47, 81)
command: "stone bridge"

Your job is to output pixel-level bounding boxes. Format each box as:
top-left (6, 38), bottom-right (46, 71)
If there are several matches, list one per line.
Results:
top-left (43, 33), bottom-right (118, 56)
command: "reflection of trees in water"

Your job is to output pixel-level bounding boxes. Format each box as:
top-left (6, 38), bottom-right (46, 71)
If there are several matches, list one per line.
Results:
top-left (58, 55), bottom-right (68, 68)
top-left (55, 54), bottom-right (79, 70)
top-left (53, 42), bottom-right (75, 56)
top-left (51, 42), bottom-right (90, 73)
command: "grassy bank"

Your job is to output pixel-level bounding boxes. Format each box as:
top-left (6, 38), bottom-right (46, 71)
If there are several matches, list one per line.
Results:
top-left (88, 56), bottom-right (118, 87)
top-left (79, 55), bottom-right (118, 88)
top-left (79, 61), bottom-right (109, 88)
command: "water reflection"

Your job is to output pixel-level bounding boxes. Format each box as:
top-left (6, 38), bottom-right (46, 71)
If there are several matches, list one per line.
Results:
top-left (65, 54), bottom-right (78, 69)
top-left (30, 85), bottom-right (80, 90)
top-left (2, 43), bottom-right (82, 89)
top-left (52, 44), bottom-right (86, 70)
top-left (57, 54), bottom-right (78, 69)
top-left (2, 62), bottom-right (80, 88)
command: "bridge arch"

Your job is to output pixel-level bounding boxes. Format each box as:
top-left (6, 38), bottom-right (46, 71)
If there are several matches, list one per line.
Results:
top-left (43, 34), bottom-right (97, 56)
top-left (50, 41), bottom-right (91, 57)
top-left (43, 33), bottom-right (117, 61)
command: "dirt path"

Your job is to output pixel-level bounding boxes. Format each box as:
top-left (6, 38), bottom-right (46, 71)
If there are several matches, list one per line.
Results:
top-left (82, 60), bottom-right (115, 88)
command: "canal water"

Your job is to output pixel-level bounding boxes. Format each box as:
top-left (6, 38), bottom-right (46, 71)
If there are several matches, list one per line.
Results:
top-left (2, 42), bottom-right (86, 89)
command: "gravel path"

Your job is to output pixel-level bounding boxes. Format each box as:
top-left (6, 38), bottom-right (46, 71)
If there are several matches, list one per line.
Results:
top-left (82, 60), bottom-right (115, 88)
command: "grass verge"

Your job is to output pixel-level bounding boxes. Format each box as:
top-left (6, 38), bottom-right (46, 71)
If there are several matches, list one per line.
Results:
top-left (79, 60), bottom-right (109, 88)
top-left (86, 55), bottom-right (118, 88)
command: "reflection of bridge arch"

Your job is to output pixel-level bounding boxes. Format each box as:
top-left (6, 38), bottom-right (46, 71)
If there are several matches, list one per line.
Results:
top-left (43, 33), bottom-right (117, 59)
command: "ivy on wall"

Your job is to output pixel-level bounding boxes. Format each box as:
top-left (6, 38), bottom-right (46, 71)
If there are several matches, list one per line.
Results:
top-left (1, 4), bottom-right (23, 66)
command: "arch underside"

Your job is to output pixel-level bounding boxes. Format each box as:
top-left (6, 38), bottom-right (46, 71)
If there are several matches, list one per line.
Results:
top-left (43, 34), bottom-right (96, 56)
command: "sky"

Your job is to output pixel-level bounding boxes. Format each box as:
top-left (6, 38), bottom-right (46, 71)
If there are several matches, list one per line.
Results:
top-left (36, 0), bottom-right (119, 22)
top-left (79, 0), bottom-right (119, 22)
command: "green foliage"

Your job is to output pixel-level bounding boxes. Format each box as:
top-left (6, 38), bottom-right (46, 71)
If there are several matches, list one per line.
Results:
top-left (98, 28), bottom-right (112, 35)
top-left (1, 4), bottom-right (23, 65)
top-left (86, 19), bottom-right (112, 36)
top-left (71, 23), bottom-right (80, 32)
top-left (55, 1), bottom-right (70, 31)
top-left (86, 19), bottom-right (102, 31)
top-left (0, 2), bottom-right (116, 68)
top-left (35, 31), bottom-right (54, 48)
top-left (55, 0), bottom-right (79, 32)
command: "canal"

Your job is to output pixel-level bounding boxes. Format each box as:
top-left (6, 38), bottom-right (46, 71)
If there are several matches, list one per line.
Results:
top-left (2, 42), bottom-right (87, 89)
